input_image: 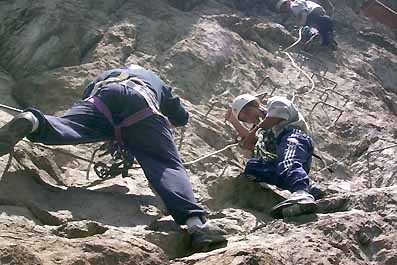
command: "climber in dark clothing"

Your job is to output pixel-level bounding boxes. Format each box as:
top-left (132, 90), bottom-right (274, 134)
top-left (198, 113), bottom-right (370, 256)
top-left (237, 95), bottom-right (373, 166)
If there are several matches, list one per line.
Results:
top-left (277, 0), bottom-right (337, 48)
top-left (0, 64), bottom-right (227, 251)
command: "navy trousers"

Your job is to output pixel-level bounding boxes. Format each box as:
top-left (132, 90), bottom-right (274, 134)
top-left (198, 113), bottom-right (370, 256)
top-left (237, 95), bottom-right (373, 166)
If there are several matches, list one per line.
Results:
top-left (306, 13), bottom-right (334, 46)
top-left (27, 83), bottom-right (205, 225)
top-left (276, 128), bottom-right (313, 192)
top-left (244, 128), bottom-right (313, 193)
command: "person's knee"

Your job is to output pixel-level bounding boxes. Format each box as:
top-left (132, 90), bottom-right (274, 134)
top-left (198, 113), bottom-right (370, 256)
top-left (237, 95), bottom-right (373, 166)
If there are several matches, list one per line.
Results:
top-left (277, 161), bottom-right (309, 181)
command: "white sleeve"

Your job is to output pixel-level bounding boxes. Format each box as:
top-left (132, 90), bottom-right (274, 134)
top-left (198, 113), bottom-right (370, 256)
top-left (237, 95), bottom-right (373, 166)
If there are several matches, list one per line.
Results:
top-left (291, 1), bottom-right (309, 17)
top-left (266, 101), bottom-right (290, 120)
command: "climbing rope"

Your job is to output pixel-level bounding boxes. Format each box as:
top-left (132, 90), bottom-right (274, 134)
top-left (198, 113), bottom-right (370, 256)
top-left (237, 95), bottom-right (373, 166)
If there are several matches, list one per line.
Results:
top-left (0, 104), bottom-right (23, 115)
top-left (283, 51), bottom-right (316, 102)
top-left (280, 27), bottom-right (316, 102)
top-left (182, 142), bottom-right (239, 166)
top-left (283, 27), bottom-right (303, 53)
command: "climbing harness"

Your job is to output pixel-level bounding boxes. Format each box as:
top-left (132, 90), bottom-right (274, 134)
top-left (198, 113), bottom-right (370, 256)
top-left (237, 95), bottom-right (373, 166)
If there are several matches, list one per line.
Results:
top-left (85, 70), bottom-right (162, 148)
top-left (85, 95), bottom-right (155, 148)
top-left (89, 70), bottom-right (130, 97)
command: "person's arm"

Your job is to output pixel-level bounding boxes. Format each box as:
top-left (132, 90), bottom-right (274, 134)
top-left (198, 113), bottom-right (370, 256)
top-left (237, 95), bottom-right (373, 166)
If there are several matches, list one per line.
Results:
top-left (224, 109), bottom-right (250, 139)
top-left (160, 86), bottom-right (189, 127)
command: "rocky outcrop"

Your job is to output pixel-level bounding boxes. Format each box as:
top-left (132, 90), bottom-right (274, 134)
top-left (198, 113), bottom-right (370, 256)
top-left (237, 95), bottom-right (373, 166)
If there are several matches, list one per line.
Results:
top-left (0, 214), bottom-right (168, 265)
top-left (0, 0), bottom-right (396, 264)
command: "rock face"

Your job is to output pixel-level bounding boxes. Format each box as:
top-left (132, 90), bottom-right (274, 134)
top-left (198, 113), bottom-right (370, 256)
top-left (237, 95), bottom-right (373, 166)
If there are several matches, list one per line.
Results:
top-left (0, 214), bottom-right (168, 265)
top-left (0, 0), bottom-right (396, 264)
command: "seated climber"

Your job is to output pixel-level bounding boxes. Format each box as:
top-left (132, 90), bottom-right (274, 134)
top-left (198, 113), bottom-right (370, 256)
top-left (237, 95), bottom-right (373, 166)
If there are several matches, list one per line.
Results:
top-left (276, 0), bottom-right (337, 49)
top-left (0, 64), bottom-right (227, 251)
top-left (225, 94), bottom-right (317, 218)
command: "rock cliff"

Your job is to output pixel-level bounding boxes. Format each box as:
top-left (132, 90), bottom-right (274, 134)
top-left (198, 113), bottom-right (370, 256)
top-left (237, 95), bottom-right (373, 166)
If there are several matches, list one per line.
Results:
top-left (0, 0), bottom-right (396, 264)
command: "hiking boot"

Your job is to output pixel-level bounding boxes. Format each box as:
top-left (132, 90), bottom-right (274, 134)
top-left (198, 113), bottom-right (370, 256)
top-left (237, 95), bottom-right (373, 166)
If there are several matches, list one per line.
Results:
top-left (270, 190), bottom-right (316, 219)
top-left (0, 113), bottom-right (35, 157)
top-left (188, 222), bottom-right (228, 252)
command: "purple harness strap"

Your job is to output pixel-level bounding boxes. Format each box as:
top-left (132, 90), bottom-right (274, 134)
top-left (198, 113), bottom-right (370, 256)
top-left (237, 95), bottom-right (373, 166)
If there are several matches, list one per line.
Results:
top-left (86, 96), bottom-right (155, 147)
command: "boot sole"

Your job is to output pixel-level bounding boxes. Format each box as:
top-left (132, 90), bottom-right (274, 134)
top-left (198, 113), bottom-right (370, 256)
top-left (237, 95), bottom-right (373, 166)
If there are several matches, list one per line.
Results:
top-left (192, 237), bottom-right (227, 252)
top-left (282, 201), bottom-right (317, 218)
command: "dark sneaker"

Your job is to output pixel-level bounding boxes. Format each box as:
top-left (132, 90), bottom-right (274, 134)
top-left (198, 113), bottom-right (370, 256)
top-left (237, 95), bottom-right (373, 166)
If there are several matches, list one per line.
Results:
top-left (188, 222), bottom-right (228, 252)
top-left (270, 190), bottom-right (316, 219)
top-left (309, 183), bottom-right (324, 200)
top-left (0, 115), bottom-right (33, 157)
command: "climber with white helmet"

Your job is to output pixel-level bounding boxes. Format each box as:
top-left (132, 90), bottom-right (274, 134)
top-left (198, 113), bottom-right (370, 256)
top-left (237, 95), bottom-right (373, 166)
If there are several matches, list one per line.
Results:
top-left (0, 64), bottom-right (227, 251)
top-left (225, 94), bottom-right (317, 218)
top-left (276, 0), bottom-right (337, 49)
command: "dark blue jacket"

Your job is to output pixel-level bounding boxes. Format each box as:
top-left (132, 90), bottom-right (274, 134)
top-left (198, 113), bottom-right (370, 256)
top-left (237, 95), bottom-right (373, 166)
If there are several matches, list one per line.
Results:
top-left (82, 65), bottom-right (189, 127)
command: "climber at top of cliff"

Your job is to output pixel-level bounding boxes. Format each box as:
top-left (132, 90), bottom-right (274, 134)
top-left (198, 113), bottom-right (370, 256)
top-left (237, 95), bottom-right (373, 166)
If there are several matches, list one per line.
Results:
top-left (276, 0), bottom-right (337, 50)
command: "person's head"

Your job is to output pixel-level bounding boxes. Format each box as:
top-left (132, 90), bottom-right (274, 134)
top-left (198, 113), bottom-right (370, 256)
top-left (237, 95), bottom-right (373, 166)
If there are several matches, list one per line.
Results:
top-left (276, 0), bottom-right (291, 13)
top-left (231, 94), bottom-right (265, 123)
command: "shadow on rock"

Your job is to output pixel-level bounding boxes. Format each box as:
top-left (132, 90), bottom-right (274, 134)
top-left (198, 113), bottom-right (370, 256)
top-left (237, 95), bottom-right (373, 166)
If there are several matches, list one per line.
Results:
top-left (0, 170), bottom-right (162, 228)
top-left (208, 174), bottom-right (287, 215)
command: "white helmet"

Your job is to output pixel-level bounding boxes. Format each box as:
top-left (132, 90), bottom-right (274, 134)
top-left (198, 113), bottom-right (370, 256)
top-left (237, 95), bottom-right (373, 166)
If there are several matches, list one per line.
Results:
top-left (276, 0), bottom-right (289, 12)
top-left (232, 94), bottom-right (259, 119)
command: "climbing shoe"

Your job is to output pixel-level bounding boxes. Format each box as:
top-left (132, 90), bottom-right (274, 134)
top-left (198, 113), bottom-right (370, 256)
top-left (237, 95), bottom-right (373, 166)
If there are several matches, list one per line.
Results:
top-left (270, 190), bottom-right (316, 219)
top-left (188, 221), bottom-right (227, 252)
top-left (0, 113), bottom-right (35, 157)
